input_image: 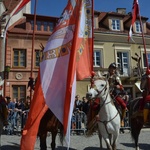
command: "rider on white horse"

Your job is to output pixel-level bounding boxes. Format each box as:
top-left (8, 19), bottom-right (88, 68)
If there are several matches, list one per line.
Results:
top-left (87, 70), bottom-right (120, 150)
top-left (105, 63), bottom-right (127, 127)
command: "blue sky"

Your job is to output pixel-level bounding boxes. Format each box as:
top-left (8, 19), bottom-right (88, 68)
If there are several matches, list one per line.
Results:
top-left (31, 0), bottom-right (150, 21)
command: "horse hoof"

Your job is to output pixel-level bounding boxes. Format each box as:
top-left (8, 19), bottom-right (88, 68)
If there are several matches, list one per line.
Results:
top-left (120, 128), bottom-right (124, 134)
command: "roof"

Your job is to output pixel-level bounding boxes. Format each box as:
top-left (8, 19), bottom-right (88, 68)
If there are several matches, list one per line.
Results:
top-left (3, 0), bottom-right (21, 14)
top-left (94, 10), bottom-right (150, 35)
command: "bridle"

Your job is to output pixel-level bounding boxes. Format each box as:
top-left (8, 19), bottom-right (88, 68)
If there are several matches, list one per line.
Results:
top-left (91, 77), bottom-right (110, 107)
top-left (91, 77), bottom-right (119, 135)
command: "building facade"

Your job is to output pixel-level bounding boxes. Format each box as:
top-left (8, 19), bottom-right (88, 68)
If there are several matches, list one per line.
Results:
top-left (92, 8), bottom-right (150, 99)
top-left (5, 14), bottom-right (58, 100)
top-left (1, 7), bottom-right (150, 101)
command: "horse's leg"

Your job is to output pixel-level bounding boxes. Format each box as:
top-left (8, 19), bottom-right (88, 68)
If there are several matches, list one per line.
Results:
top-left (97, 127), bottom-right (103, 149)
top-left (104, 138), bottom-right (112, 150)
top-left (39, 133), bottom-right (47, 150)
top-left (98, 124), bottom-right (112, 150)
top-left (51, 131), bottom-right (57, 150)
top-left (130, 118), bottom-right (143, 150)
top-left (109, 134), bottom-right (112, 145)
top-left (112, 131), bottom-right (119, 150)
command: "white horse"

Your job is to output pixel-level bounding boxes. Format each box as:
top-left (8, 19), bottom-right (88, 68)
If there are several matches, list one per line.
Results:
top-left (86, 72), bottom-right (120, 150)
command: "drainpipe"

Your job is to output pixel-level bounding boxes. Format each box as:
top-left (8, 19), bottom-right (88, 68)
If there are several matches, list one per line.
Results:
top-left (0, 29), bottom-right (5, 96)
top-left (0, 29), bottom-right (5, 74)
top-left (4, 32), bottom-right (8, 97)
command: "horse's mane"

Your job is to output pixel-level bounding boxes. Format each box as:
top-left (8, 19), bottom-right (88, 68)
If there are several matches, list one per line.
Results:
top-left (128, 97), bottom-right (142, 116)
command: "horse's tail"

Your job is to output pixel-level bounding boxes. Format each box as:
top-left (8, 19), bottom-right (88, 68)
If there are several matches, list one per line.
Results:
top-left (128, 97), bottom-right (144, 145)
top-left (130, 117), bottom-right (143, 145)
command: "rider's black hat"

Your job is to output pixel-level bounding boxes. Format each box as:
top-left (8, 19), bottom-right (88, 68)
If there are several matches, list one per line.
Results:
top-left (108, 62), bottom-right (117, 69)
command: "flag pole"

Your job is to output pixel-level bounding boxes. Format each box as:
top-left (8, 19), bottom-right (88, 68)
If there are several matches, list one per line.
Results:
top-left (90, 0), bottom-right (95, 87)
top-left (91, 0), bottom-right (94, 72)
top-left (30, 0), bottom-right (38, 100)
top-left (138, 2), bottom-right (149, 72)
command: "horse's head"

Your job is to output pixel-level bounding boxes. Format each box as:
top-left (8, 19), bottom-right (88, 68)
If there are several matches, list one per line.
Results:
top-left (86, 71), bottom-right (109, 100)
top-left (140, 74), bottom-right (150, 91)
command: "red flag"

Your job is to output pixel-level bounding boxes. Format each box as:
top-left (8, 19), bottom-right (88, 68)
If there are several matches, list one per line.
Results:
top-left (20, 71), bottom-right (48, 150)
top-left (21, 0), bottom-right (93, 149)
top-left (63, 0), bottom-right (93, 135)
top-left (128, 0), bottom-right (139, 42)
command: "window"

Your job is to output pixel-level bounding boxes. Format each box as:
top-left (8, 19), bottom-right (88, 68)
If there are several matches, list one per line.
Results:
top-left (135, 21), bottom-right (142, 33)
top-left (13, 49), bottom-right (26, 67)
top-left (30, 20), bottom-right (34, 30)
top-left (111, 19), bottom-right (120, 31)
top-left (37, 21), bottom-right (41, 31)
top-left (143, 53), bottom-right (150, 67)
top-left (43, 22), bottom-right (48, 31)
top-left (93, 51), bottom-right (101, 67)
top-left (117, 52), bottom-right (129, 76)
top-left (35, 50), bottom-right (42, 67)
top-left (12, 85), bottom-right (26, 101)
top-left (49, 22), bottom-right (54, 32)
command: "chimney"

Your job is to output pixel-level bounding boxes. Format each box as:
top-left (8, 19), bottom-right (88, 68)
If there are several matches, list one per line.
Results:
top-left (116, 8), bottom-right (126, 14)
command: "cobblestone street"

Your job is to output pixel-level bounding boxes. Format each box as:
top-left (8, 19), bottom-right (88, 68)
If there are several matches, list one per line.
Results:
top-left (0, 128), bottom-right (150, 150)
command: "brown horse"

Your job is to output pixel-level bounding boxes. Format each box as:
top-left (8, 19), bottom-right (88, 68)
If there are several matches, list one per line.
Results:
top-left (27, 67), bottom-right (64, 150)
top-left (127, 97), bottom-right (143, 150)
top-left (38, 109), bottom-right (64, 150)
top-left (126, 53), bottom-right (146, 150)
top-left (128, 72), bottom-right (149, 150)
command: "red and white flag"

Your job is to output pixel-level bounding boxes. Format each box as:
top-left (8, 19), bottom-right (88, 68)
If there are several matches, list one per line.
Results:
top-left (128, 0), bottom-right (139, 42)
top-left (20, 0), bottom-right (93, 149)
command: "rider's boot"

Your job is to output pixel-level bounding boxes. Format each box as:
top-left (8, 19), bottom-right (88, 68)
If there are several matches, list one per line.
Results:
top-left (121, 108), bottom-right (126, 127)
top-left (143, 108), bottom-right (149, 125)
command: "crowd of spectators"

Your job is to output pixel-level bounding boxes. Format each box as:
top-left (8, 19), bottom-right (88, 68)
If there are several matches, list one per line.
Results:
top-left (71, 95), bottom-right (90, 134)
top-left (4, 96), bottom-right (30, 135)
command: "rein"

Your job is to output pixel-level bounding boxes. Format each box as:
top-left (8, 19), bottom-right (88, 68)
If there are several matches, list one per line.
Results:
top-left (92, 78), bottom-right (111, 108)
top-left (91, 77), bottom-right (119, 135)
top-left (97, 111), bottom-right (119, 135)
